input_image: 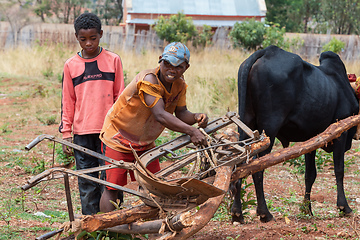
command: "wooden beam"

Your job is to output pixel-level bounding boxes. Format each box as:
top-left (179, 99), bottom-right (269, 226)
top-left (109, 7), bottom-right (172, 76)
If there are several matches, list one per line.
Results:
top-left (231, 114), bottom-right (360, 181)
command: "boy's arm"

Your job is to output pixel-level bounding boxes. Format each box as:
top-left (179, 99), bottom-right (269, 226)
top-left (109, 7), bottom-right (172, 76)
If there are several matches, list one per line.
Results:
top-left (59, 64), bottom-right (76, 139)
top-left (59, 64), bottom-right (76, 156)
top-left (174, 106), bottom-right (208, 128)
top-left (113, 56), bottom-right (125, 101)
top-left (144, 93), bottom-right (207, 146)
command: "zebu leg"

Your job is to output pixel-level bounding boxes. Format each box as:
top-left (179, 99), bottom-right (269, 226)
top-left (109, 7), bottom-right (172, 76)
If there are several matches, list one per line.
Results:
top-left (230, 179), bottom-right (245, 224)
top-left (333, 136), bottom-right (352, 215)
top-left (252, 170), bottom-right (274, 222)
top-left (302, 151), bottom-right (316, 215)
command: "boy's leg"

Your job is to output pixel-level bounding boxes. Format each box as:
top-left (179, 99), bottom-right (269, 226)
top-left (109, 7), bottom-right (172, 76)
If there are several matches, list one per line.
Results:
top-left (74, 134), bottom-right (102, 215)
top-left (100, 143), bottom-right (129, 212)
top-left (100, 188), bottom-right (120, 212)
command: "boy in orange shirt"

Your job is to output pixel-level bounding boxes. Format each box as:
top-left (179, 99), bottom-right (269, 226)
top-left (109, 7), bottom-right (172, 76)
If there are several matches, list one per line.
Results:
top-left (99, 42), bottom-right (208, 212)
top-left (59, 12), bottom-right (125, 215)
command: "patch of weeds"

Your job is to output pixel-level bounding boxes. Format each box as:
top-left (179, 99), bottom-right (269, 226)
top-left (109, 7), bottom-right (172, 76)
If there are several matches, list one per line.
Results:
top-left (32, 84), bottom-right (48, 98)
top-left (42, 67), bottom-right (54, 79)
top-left (0, 226), bottom-right (21, 240)
top-left (212, 195), bottom-right (232, 221)
top-left (226, 236), bottom-right (241, 240)
top-left (295, 211), bottom-right (313, 220)
top-left (4, 153), bottom-right (27, 167)
top-left (7, 155), bottom-right (46, 174)
top-left (267, 198), bottom-right (287, 214)
top-left (29, 157), bottom-right (46, 174)
top-left (239, 178), bottom-right (256, 213)
top-left (327, 223), bottom-right (334, 228)
top-left (57, 73), bottom-right (62, 83)
top-left (180, 166), bottom-right (189, 174)
top-left (0, 122), bottom-right (12, 134)
top-left (284, 148), bottom-right (332, 174)
top-left (17, 210), bottom-right (68, 224)
top-left (214, 178), bottom-right (256, 222)
top-left (36, 114), bottom-right (57, 125)
top-left (311, 223), bottom-right (318, 231)
top-left (0, 188), bottom-right (24, 238)
top-left (344, 155), bottom-right (356, 171)
top-left (48, 142), bottom-right (75, 166)
top-left (301, 226), bottom-right (309, 233)
top-left (282, 192), bottom-right (299, 205)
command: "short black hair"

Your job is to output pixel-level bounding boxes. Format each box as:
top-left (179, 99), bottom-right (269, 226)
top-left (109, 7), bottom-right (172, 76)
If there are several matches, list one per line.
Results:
top-left (74, 12), bottom-right (102, 34)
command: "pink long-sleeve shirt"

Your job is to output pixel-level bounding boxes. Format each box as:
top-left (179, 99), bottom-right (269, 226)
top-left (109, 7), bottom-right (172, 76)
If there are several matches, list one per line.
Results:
top-left (59, 49), bottom-right (125, 139)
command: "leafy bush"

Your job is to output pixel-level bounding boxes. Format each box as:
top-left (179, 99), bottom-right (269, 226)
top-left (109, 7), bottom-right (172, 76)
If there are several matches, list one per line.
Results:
top-left (153, 12), bottom-right (197, 43)
top-left (192, 25), bottom-right (214, 48)
top-left (229, 18), bottom-right (266, 50)
top-left (322, 37), bottom-right (345, 54)
top-left (263, 23), bottom-right (289, 50)
top-left (229, 19), bottom-right (289, 50)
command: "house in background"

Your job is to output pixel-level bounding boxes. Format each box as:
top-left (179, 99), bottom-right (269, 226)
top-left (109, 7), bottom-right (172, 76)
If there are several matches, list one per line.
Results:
top-left (122, 0), bottom-right (267, 33)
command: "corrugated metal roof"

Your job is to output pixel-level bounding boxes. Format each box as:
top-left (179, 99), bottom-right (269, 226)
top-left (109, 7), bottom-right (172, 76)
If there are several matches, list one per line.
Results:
top-left (127, 18), bottom-right (242, 27)
top-left (129, 0), bottom-right (265, 16)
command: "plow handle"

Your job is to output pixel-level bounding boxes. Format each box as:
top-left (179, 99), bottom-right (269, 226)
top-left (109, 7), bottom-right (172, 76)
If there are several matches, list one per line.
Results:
top-left (25, 134), bottom-right (54, 151)
top-left (35, 228), bottom-right (64, 240)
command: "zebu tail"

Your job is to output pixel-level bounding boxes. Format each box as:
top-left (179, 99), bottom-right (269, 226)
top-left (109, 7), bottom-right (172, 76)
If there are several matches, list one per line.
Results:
top-left (237, 48), bottom-right (268, 140)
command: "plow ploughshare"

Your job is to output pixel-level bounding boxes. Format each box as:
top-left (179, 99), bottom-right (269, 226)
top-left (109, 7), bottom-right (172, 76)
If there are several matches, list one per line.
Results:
top-left (22, 112), bottom-right (360, 240)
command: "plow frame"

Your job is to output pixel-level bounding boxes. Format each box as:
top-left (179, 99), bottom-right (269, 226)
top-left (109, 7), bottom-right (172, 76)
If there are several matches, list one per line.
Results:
top-left (22, 111), bottom-right (271, 240)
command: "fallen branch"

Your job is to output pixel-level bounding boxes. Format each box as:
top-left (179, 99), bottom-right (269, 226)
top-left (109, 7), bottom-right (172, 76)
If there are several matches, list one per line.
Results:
top-left (81, 204), bottom-right (159, 233)
top-left (231, 114), bottom-right (360, 181)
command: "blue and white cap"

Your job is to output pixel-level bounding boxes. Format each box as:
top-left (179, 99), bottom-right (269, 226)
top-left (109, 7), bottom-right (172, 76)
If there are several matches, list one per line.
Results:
top-left (159, 42), bottom-right (190, 66)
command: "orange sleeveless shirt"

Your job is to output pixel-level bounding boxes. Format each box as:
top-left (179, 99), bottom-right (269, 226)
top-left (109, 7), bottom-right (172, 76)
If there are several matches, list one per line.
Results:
top-left (100, 67), bottom-right (187, 153)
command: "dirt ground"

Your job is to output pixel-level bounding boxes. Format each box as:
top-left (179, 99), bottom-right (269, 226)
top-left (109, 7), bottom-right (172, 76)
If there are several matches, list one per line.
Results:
top-left (1, 79), bottom-right (360, 239)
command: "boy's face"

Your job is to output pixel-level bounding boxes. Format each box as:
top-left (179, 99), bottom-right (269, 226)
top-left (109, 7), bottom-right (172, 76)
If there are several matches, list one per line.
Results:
top-left (158, 58), bottom-right (189, 85)
top-left (75, 28), bottom-right (103, 58)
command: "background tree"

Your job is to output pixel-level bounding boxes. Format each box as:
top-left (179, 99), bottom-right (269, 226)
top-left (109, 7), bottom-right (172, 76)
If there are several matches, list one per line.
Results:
top-left (93, 0), bottom-right (123, 25)
top-left (266, 0), bottom-right (296, 32)
top-left (265, 0), bottom-right (320, 33)
top-left (301, 0), bottom-right (321, 33)
top-left (34, 0), bottom-right (53, 22)
top-left (0, 0), bottom-right (32, 47)
top-left (33, 0), bottom-right (90, 24)
top-left (320, 0), bottom-right (360, 35)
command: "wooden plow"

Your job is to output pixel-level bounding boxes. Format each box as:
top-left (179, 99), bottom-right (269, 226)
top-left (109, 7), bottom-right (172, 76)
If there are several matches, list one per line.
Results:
top-left (21, 112), bottom-right (360, 240)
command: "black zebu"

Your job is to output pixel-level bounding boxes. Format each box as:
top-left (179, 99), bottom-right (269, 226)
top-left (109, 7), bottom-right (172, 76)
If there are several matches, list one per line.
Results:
top-left (232, 45), bottom-right (359, 223)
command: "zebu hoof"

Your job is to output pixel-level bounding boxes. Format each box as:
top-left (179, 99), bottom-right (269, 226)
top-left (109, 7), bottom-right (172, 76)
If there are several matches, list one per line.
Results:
top-left (338, 206), bottom-right (353, 216)
top-left (231, 213), bottom-right (245, 224)
top-left (259, 213), bottom-right (274, 223)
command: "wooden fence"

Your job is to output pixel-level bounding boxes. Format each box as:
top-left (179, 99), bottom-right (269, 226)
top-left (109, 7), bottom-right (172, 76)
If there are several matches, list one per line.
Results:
top-left (1, 21), bottom-right (360, 60)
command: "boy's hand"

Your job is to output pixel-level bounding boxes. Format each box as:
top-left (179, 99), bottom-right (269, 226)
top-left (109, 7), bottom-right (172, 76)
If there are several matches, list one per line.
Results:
top-left (62, 137), bottom-right (73, 156)
top-left (189, 128), bottom-right (207, 146)
top-left (194, 113), bottom-right (208, 128)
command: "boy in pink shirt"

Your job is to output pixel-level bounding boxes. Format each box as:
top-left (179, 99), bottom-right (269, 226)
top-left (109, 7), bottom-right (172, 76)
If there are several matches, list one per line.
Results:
top-left (59, 12), bottom-right (125, 215)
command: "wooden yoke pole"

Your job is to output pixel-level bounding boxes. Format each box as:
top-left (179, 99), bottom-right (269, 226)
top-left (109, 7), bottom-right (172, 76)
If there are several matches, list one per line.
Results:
top-left (231, 114), bottom-right (360, 181)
